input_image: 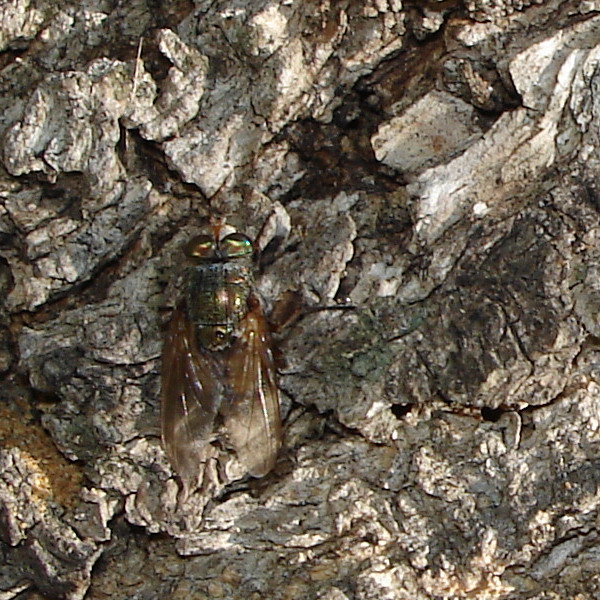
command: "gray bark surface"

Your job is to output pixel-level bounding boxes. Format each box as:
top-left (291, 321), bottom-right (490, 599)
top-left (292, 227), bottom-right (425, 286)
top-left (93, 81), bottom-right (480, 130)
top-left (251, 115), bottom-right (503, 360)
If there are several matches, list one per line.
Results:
top-left (1, 0), bottom-right (600, 598)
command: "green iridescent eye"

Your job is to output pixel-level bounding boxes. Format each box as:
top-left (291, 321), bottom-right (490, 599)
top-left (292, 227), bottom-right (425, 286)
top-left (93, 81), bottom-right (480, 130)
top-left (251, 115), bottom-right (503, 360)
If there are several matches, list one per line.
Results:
top-left (186, 235), bottom-right (216, 260)
top-left (220, 233), bottom-right (253, 258)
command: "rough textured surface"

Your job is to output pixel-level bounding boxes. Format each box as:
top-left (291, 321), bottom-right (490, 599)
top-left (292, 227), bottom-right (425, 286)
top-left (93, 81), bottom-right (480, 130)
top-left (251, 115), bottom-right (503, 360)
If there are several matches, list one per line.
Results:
top-left (2, 0), bottom-right (600, 598)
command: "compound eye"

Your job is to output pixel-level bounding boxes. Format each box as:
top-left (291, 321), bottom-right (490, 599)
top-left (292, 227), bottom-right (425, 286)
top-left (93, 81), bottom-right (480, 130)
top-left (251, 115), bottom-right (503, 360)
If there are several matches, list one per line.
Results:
top-left (185, 235), bottom-right (216, 260)
top-left (220, 233), bottom-right (253, 258)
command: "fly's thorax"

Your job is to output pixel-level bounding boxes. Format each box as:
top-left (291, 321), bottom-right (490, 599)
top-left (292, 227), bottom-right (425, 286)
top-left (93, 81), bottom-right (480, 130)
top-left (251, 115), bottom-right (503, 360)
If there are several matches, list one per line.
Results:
top-left (186, 262), bottom-right (253, 351)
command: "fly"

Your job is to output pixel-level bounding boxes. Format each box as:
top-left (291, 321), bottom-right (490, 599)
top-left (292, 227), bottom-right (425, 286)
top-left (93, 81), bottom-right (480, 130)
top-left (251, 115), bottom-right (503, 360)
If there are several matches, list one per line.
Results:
top-left (160, 223), bottom-right (281, 493)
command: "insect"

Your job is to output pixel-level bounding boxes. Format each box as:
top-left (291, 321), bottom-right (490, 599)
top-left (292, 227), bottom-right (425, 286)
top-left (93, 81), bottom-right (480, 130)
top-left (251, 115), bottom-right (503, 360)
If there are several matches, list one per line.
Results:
top-left (160, 223), bottom-right (281, 493)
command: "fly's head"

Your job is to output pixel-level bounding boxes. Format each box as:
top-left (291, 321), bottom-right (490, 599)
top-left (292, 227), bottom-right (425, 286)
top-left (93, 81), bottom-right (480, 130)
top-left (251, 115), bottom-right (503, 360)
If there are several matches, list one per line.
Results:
top-left (185, 229), bottom-right (255, 265)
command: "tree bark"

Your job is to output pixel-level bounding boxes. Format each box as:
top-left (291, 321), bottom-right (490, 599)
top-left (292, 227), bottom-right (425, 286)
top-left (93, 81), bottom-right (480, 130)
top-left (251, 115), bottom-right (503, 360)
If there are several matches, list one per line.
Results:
top-left (1, 1), bottom-right (600, 598)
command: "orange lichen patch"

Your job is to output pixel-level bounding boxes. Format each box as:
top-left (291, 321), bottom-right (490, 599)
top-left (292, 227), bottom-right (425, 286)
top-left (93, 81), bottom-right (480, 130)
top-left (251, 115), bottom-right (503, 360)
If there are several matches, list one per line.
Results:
top-left (0, 402), bottom-right (83, 509)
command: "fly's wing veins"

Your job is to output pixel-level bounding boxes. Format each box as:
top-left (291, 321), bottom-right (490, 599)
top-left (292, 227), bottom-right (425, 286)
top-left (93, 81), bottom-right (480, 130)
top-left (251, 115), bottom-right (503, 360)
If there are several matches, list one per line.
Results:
top-left (161, 306), bottom-right (222, 492)
top-left (222, 297), bottom-right (282, 477)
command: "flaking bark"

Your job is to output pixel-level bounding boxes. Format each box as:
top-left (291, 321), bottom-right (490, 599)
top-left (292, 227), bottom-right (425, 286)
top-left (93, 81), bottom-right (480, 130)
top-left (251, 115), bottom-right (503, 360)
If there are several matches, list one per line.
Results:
top-left (2, 1), bottom-right (600, 599)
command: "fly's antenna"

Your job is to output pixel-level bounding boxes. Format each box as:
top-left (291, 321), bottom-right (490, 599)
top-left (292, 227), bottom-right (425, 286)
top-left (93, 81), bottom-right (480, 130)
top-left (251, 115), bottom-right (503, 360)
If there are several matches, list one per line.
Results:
top-left (210, 215), bottom-right (237, 241)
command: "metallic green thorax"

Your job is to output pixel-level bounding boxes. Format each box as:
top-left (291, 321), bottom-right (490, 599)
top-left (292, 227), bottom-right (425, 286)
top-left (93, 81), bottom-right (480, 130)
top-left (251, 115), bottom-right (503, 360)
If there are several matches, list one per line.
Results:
top-left (186, 261), bottom-right (253, 351)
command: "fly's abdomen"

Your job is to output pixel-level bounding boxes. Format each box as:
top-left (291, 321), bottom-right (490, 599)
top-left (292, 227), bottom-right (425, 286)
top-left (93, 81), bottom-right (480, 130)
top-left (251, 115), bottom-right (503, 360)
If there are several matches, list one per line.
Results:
top-left (186, 263), bottom-right (252, 351)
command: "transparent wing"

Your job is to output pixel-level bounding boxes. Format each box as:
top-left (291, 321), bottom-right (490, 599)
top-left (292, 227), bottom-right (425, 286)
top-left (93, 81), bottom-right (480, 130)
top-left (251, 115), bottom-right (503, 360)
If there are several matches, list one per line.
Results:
top-left (161, 307), bottom-right (221, 491)
top-left (222, 301), bottom-right (282, 477)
